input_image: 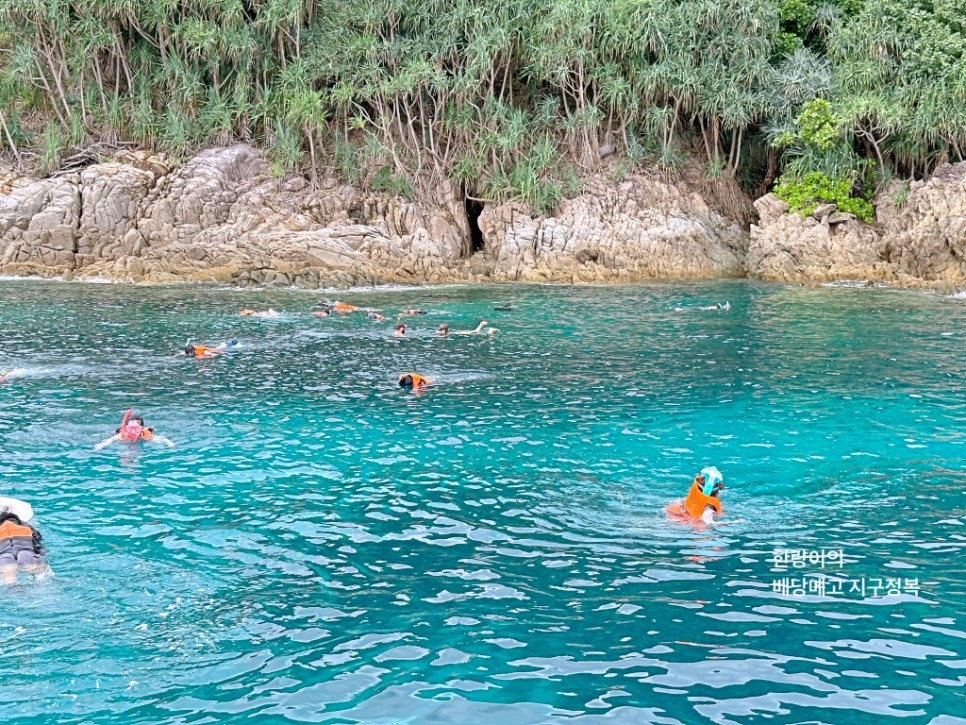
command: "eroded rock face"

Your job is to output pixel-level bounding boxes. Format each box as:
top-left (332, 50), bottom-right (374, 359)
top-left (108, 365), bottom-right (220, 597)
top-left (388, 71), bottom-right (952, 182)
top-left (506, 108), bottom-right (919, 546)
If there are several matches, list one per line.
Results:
top-left (747, 194), bottom-right (891, 282)
top-left (0, 176), bottom-right (80, 272)
top-left (0, 146), bottom-right (752, 286)
top-left (479, 175), bottom-right (748, 283)
top-left (882, 163), bottom-right (966, 282)
top-left (4, 145), bottom-right (964, 288)
top-left (747, 163), bottom-right (966, 286)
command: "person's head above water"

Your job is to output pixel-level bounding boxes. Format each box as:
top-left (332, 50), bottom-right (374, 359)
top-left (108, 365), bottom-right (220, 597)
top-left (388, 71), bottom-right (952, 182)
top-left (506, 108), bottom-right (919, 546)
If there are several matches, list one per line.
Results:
top-left (398, 373), bottom-right (429, 389)
top-left (394, 322), bottom-right (407, 335)
top-left (437, 324), bottom-right (449, 336)
top-left (696, 466), bottom-right (724, 496)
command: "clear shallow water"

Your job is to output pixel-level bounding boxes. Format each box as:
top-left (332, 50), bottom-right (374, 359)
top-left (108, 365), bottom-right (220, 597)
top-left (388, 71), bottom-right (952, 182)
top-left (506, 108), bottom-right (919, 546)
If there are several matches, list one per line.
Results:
top-left (1, 279), bottom-right (964, 724)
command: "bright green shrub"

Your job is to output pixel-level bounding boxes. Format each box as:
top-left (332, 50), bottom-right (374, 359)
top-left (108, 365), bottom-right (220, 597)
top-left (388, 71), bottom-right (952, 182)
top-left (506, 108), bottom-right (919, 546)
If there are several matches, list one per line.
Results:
top-left (774, 171), bottom-right (875, 222)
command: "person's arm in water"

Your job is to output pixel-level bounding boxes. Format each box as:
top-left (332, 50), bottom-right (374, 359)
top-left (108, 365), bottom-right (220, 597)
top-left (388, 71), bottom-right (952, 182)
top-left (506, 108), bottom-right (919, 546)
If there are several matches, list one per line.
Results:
top-left (455, 320), bottom-right (488, 335)
top-left (151, 433), bottom-right (176, 448)
top-left (31, 525), bottom-right (45, 558)
top-left (94, 433), bottom-right (122, 451)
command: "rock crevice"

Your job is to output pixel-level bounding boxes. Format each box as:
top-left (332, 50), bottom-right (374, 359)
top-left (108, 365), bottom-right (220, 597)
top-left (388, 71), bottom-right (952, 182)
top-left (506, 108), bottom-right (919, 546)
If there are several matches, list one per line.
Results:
top-left (2, 145), bottom-right (966, 288)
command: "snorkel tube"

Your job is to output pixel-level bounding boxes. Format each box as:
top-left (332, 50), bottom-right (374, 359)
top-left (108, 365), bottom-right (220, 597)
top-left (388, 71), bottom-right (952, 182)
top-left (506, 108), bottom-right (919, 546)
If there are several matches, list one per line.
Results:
top-left (681, 466), bottom-right (724, 518)
top-left (119, 409), bottom-right (144, 442)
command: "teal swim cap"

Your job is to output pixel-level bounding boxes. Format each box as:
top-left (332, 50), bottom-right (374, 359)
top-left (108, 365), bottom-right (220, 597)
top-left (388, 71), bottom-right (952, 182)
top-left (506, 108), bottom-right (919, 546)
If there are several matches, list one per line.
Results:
top-left (699, 466), bottom-right (723, 496)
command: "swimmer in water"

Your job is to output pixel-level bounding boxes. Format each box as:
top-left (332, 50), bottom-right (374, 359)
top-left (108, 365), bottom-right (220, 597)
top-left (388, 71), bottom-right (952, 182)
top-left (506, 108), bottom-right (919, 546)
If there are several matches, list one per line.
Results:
top-left (697, 302), bottom-right (731, 311)
top-left (312, 309), bottom-right (330, 317)
top-left (0, 500), bottom-right (47, 584)
top-left (184, 339), bottom-right (239, 358)
top-left (400, 308), bottom-right (427, 316)
top-left (398, 373), bottom-right (430, 390)
top-left (394, 322), bottom-right (407, 337)
top-left (367, 311), bottom-right (387, 322)
top-left (332, 303), bottom-right (359, 313)
top-left (239, 308), bottom-right (279, 318)
top-left (437, 324), bottom-right (449, 337)
top-left (95, 410), bottom-right (175, 450)
top-left (454, 320), bottom-right (497, 335)
top-left (666, 466), bottom-right (726, 524)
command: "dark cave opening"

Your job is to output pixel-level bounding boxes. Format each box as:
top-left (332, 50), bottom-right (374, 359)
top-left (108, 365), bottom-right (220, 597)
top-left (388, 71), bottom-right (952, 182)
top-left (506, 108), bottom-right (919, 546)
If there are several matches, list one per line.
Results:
top-left (464, 196), bottom-right (485, 256)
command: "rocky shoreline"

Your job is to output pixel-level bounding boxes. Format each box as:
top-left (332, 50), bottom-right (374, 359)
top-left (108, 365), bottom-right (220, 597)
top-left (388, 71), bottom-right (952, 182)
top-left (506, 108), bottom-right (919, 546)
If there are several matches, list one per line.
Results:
top-left (1, 145), bottom-right (964, 290)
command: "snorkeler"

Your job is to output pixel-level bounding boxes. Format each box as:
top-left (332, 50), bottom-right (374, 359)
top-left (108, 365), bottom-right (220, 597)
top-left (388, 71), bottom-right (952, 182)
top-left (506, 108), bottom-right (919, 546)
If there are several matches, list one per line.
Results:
top-left (239, 308), bottom-right (279, 318)
top-left (95, 410), bottom-right (175, 450)
top-left (394, 322), bottom-right (407, 337)
top-left (437, 324), bottom-right (449, 337)
top-left (454, 320), bottom-right (497, 335)
top-left (184, 339), bottom-right (239, 358)
top-left (398, 373), bottom-right (430, 390)
top-left (697, 302), bottom-right (731, 311)
top-left (367, 311), bottom-right (387, 322)
top-left (400, 308), bottom-right (427, 316)
top-left (666, 466), bottom-right (725, 522)
top-left (0, 498), bottom-right (47, 584)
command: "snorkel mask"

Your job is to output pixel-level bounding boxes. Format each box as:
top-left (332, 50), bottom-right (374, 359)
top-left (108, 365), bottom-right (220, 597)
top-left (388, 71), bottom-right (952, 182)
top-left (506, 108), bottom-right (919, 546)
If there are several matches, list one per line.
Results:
top-left (699, 466), bottom-right (723, 496)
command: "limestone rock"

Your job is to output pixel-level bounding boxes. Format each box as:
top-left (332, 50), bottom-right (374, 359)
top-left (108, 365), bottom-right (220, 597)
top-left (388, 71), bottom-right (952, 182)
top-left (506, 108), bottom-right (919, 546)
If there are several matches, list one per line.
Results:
top-left (748, 163), bottom-right (966, 285)
top-left (0, 176), bottom-right (80, 271)
top-left (479, 173), bottom-right (747, 281)
top-left (748, 194), bottom-right (889, 282)
top-left (5, 142), bottom-right (963, 289)
top-left (881, 162), bottom-right (966, 282)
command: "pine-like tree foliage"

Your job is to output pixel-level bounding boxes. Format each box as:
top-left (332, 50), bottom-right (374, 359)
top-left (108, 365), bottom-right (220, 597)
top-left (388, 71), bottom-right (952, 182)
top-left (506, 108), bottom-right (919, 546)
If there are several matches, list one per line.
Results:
top-left (0, 0), bottom-right (962, 215)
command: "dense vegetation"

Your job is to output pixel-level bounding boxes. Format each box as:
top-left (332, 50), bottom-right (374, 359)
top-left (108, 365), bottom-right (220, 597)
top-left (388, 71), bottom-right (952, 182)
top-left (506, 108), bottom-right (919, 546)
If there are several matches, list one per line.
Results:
top-left (0, 0), bottom-right (964, 218)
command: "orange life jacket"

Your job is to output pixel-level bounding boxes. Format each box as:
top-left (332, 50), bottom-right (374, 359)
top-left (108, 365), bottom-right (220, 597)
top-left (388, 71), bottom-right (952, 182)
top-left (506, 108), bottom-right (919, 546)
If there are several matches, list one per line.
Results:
top-left (0, 519), bottom-right (34, 555)
top-left (333, 303), bottom-right (358, 313)
top-left (192, 345), bottom-right (217, 358)
top-left (410, 374), bottom-right (429, 388)
top-left (684, 480), bottom-right (722, 517)
top-left (0, 520), bottom-right (32, 541)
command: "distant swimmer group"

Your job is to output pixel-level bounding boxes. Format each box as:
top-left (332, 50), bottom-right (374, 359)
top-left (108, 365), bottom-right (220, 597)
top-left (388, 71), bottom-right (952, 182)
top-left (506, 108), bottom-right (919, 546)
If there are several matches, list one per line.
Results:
top-left (94, 409), bottom-right (175, 450)
top-left (84, 299), bottom-right (501, 456)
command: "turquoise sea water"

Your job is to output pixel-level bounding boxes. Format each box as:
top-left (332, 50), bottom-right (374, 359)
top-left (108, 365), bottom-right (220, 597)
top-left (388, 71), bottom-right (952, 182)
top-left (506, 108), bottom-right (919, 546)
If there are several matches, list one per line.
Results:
top-left (1, 279), bottom-right (964, 724)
